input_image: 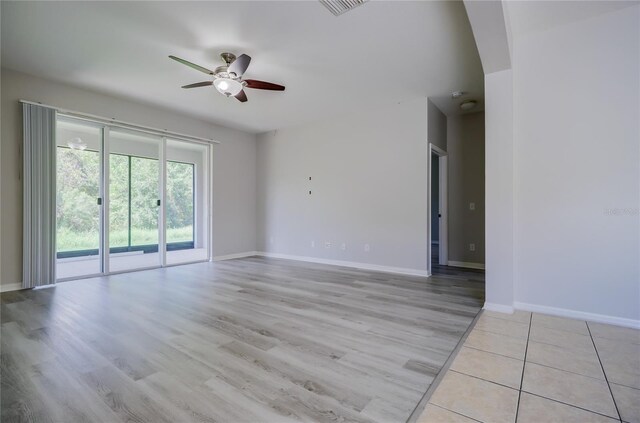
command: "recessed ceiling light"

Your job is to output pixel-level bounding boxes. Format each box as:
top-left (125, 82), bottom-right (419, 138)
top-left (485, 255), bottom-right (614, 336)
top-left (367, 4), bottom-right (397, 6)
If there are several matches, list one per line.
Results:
top-left (460, 100), bottom-right (477, 111)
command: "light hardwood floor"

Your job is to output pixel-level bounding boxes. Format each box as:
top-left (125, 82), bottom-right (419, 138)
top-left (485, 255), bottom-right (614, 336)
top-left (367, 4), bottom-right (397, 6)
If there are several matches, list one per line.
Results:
top-left (1, 256), bottom-right (484, 423)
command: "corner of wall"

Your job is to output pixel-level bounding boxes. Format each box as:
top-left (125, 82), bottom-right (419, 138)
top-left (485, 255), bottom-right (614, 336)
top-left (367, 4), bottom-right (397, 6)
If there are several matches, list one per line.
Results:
top-left (484, 68), bottom-right (515, 312)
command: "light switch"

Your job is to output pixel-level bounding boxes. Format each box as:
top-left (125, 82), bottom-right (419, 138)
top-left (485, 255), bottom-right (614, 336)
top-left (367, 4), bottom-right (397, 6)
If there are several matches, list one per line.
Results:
top-left (469, 202), bottom-right (475, 211)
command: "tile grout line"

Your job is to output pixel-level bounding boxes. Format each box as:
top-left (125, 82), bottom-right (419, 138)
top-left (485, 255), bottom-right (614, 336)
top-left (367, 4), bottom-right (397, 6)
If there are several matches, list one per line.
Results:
top-left (605, 381), bottom-right (640, 392)
top-left (586, 321), bottom-right (623, 422)
top-left (514, 312), bottom-right (533, 423)
top-left (520, 390), bottom-right (623, 421)
top-left (524, 358), bottom-right (608, 381)
top-left (429, 403), bottom-right (484, 423)
top-left (448, 369), bottom-right (520, 391)
top-left (462, 344), bottom-right (524, 361)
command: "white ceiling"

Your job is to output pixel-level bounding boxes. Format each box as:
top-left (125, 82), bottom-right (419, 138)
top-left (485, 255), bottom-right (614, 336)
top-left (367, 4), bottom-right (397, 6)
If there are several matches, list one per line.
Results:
top-left (1, 1), bottom-right (483, 133)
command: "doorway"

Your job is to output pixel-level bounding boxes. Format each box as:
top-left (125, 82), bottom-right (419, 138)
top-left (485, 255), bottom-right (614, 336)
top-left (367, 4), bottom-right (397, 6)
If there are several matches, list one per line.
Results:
top-left (55, 116), bottom-right (212, 281)
top-left (428, 143), bottom-right (448, 275)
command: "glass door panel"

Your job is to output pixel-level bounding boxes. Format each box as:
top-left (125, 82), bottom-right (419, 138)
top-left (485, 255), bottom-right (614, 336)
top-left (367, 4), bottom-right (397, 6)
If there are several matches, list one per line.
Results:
top-left (165, 139), bottom-right (209, 265)
top-left (108, 129), bottom-right (161, 272)
top-left (56, 118), bottom-right (103, 279)
top-left (130, 156), bottom-right (160, 247)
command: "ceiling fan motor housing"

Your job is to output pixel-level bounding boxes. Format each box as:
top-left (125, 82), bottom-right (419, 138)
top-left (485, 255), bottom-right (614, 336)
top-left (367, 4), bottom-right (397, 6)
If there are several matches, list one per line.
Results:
top-left (219, 52), bottom-right (236, 66)
top-left (213, 66), bottom-right (231, 79)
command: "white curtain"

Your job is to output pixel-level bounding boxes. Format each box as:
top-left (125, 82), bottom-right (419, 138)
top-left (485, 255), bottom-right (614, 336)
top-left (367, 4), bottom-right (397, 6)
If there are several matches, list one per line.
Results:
top-left (22, 103), bottom-right (57, 288)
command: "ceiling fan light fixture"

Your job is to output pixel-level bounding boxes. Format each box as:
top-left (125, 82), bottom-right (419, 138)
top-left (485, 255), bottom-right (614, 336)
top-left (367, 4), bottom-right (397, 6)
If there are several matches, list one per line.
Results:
top-left (214, 78), bottom-right (243, 97)
top-left (67, 137), bottom-right (87, 150)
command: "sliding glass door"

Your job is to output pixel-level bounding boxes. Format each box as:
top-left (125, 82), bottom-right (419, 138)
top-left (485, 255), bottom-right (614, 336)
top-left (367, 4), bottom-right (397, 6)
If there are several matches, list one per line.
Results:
top-left (56, 118), bottom-right (104, 279)
top-left (108, 129), bottom-right (162, 272)
top-left (55, 117), bottom-right (212, 281)
top-left (165, 139), bottom-right (210, 265)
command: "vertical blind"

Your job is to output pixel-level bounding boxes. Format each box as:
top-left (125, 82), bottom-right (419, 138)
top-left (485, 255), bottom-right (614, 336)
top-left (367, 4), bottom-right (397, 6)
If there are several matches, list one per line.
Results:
top-left (23, 103), bottom-right (57, 288)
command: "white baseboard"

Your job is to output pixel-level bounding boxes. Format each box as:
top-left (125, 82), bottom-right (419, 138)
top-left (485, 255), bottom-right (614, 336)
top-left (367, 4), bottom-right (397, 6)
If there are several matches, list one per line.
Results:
top-left (448, 260), bottom-right (485, 270)
top-left (0, 283), bottom-right (24, 293)
top-left (256, 251), bottom-right (430, 277)
top-left (514, 302), bottom-right (640, 330)
top-left (213, 251), bottom-right (258, 261)
top-left (483, 302), bottom-right (515, 314)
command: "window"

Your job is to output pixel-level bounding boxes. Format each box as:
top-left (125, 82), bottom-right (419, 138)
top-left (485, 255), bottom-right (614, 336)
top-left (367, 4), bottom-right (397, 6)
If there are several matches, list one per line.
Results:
top-left (56, 150), bottom-right (196, 256)
top-left (166, 161), bottom-right (195, 247)
top-left (56, 146), bottom-right (101, 256)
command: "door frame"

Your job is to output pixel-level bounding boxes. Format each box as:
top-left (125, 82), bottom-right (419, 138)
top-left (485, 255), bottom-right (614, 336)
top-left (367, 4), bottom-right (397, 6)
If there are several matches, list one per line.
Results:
top-left (428, 143), bottom-right (448, 275)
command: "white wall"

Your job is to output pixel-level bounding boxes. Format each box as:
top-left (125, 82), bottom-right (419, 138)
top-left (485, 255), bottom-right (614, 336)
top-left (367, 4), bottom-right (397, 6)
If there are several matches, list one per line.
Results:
top-left (447, 112), bottom-right (485, 265)
top-left (0, 69), bottom-right (257, 289)
top-left (511, 6), bottom-right (639, 324)
top-left (484, 69), bottom-right (514, 313)
top-left (256, 98), bottom-right (430, 274)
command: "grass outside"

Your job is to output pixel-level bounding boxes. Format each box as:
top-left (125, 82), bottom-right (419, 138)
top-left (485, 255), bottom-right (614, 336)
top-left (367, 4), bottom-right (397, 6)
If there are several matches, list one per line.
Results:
top-left (57, 226), bottom-right (193, 252)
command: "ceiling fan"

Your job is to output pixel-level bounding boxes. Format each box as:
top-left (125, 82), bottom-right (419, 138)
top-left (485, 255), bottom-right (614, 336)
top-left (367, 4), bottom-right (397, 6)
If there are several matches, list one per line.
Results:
top-left (169, 52), bottom-right (285, 103)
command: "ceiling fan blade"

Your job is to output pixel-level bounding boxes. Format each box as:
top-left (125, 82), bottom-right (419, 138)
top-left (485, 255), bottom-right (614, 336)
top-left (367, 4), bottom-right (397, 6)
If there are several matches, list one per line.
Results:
top-left (244, 79), bottom-right (285, 91)
top-left (235, 89), bottom-right (248, 103)
top-left (181, 81), bottom-right (213, 89)
top-left (228, 54), bottom-right (251, 77)
top-left (169, 55), bottom-right (214, 75)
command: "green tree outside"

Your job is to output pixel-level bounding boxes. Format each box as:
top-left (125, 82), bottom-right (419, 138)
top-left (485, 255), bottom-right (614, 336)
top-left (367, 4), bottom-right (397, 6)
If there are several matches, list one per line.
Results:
top-left (57, 148), bottom-right (195, 252)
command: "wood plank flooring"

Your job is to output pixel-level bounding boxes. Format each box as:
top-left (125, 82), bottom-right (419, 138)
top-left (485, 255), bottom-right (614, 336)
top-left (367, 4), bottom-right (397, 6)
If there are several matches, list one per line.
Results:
top-left (1, 256), bottom-right (484, 423)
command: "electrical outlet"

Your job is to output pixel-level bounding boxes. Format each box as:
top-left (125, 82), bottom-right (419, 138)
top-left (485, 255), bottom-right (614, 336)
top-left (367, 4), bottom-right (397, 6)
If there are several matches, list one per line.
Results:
top-left (325, 242), bottom-right (331, 249)
top-left (311, 240), bottom-right (315, 248)
top-left (469, 202), bottom-right (475, 211)
top-left (364, 243), bottom-right (370, 252)
top-left (341, 243), bottom-right (346, 251)
top-left (469, 243), bottom-right (475, 252)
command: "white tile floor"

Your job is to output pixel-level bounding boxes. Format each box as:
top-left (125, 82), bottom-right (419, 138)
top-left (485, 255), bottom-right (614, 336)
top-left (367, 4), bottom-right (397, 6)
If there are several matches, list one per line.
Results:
top-left (417, 310), bottom-right (640, 423)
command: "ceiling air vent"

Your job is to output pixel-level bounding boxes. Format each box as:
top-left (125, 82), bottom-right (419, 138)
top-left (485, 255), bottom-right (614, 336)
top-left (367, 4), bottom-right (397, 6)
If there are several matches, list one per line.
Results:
top-left (319, 0), bottom-right (368, 16)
